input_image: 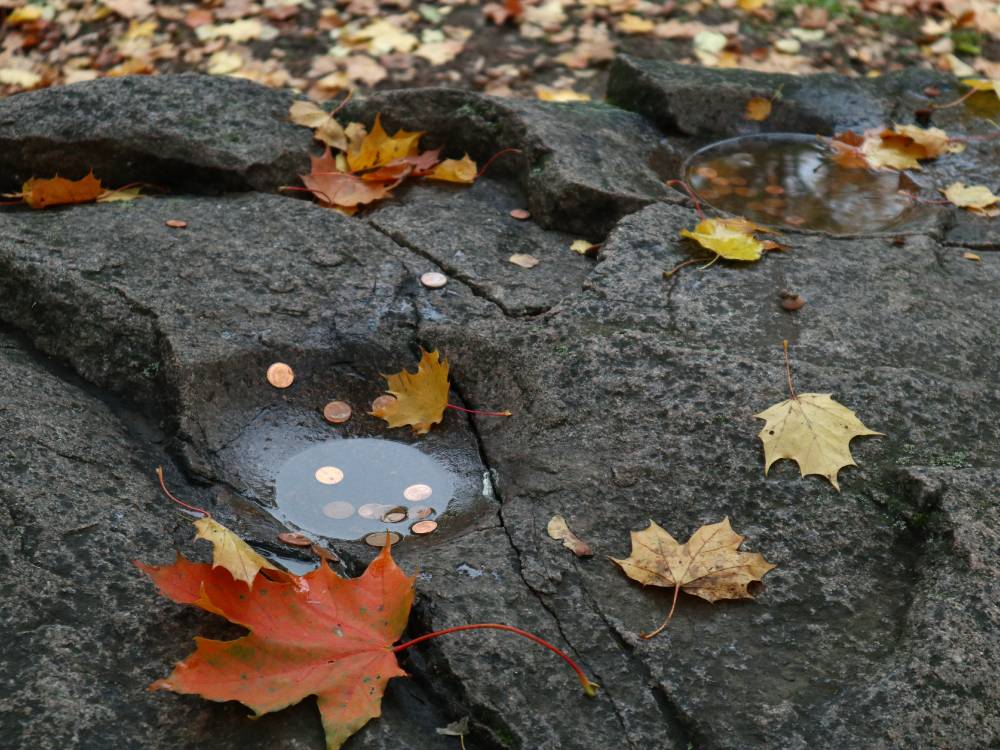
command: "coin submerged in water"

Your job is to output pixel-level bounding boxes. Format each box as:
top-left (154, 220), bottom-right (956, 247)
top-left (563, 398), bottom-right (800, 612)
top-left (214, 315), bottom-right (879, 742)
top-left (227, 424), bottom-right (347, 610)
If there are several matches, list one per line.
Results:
top-left (403, 483), bottom-right (432, 502)
top-left (411, 520), bottom-right (438, 535)
top-left (323, 401), bottom-right (352, 424)
top-left (364, 531), bottom-right (402, 547)
top-left (266, 362), bottom-right (295, 388)
top-left (314, 466), bottom-right (344, 485)
top-left (323, 501), bottom-right (355, 519)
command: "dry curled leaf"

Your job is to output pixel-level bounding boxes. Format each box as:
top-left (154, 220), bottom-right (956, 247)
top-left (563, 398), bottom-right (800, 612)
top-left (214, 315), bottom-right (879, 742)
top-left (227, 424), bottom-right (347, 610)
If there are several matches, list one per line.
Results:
top-left (289, 100), bottom-right (348, 150)
top-left (509, 253), bottom-right (540, 268)
top-left (16, 172), bottom-right (104, 209)
top-left (612, 518), bottom-right (775, 639)
top-left (137, 541), bottom-right (414, 750)
top-left (834, 125), bottom-right (964, 171)
top-left (756, 393), bottom-right (882, 491)
top-left (547, 515), bottom-right (593, 557)
top-left (371, 349), bottom-right (450, 435)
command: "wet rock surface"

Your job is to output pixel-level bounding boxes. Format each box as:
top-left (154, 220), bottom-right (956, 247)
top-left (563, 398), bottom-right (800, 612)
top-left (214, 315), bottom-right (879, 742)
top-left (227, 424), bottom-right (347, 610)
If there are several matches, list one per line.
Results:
top-left (0, 67), bottom-right (997, 750)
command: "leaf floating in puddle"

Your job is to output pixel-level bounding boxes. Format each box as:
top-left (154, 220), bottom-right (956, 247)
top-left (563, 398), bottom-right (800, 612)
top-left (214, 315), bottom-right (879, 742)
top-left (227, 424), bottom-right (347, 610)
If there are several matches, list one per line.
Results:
top-left (832, 125), bottom-right (964, 171)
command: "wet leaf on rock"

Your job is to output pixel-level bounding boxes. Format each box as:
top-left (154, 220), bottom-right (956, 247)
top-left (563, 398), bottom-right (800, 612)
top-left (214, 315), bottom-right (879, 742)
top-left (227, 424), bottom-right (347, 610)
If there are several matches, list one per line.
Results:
top-left (371, 349), bottom-right (450, 436)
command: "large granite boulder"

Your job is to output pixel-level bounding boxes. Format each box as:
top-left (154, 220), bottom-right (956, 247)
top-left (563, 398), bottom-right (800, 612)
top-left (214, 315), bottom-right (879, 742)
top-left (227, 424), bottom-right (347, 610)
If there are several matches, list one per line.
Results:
top-left (0, 66), bottom-right (997, 750)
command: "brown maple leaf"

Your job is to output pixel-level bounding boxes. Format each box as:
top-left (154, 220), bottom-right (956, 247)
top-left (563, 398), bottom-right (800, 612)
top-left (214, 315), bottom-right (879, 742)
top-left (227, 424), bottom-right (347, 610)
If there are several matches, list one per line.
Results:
top-left (612, 518), bottom-right (776, 639)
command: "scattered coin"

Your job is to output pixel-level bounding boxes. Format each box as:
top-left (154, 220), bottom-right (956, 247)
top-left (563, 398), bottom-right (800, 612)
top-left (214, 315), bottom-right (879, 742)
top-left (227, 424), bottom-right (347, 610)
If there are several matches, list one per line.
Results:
top-left (510, 208), bottom-right (531, 220)
top-left (278, 532), bottom-right (312, 547)
top-left (403, 483), bottom-right (433, 502)
top-left (323, 501), bottom-right (355, 519)
top-left (383, 511), bottom-right (407, 523)
top-left (364, 531), bottom-right (402, 547)
top-left (165, 219), bottom-right (188, 228)
top-left (411, 506), bottom-right (435, 520)
top-left (266, 362), bottom-right (295, 389)
top-left (780, 290), bottom-right (806, 311)
top-left (314, 465), bottom-right (344, 485)
top-left (358, 503), bottom-right (387, 519)
top-left (323, 400), bottom-right (352, 424)
top-left (420, 271), bottom-right (448, 289)
top-left (411, 520), bottom-right (439, 535)
top-left (371, 394), bottom-right (397, 413)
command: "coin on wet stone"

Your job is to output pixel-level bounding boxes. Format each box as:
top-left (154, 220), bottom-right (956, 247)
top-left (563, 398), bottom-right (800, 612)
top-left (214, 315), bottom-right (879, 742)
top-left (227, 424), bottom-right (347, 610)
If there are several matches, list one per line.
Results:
top-left (411, 520), bottom-right (438, 535)
top-left (420, 271), bottom-right (448, 289)
top-left (266, 362), bottom-right (295, 389)
top-left (323, 401), bottom-right (352, 424)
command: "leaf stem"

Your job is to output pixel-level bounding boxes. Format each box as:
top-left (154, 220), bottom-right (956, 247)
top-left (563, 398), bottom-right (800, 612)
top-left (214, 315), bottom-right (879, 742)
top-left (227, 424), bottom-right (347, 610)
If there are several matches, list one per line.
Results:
top-left (393, 623), bottom-right (599, 697)
top-left (330, 88), bottom-right (353, 117)
top-left (929, 87), bottom-right (977, 110)
top-left (156, 466), bottom-right (209, 517)
top-left (445, 403), bottom-right (512, 417)
top-left (665, 179), bottom-right (706, 220)
top-left (640, 583), bottom-right (683, 639)
top-left (783, 339), bottom-right (797, 400)
top-left (664, 255), bottom-right (714, 277)
top-left (476, 148), bottom-right (522, 179)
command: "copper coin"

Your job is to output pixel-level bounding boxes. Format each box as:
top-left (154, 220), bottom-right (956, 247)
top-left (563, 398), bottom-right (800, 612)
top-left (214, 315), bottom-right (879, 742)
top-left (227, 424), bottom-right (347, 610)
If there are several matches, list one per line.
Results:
top-left (165, 219), bottom-right (188, 228)
top-left (358, 503), bottom-right (387, 519)
top-left (509, 208), bottom-right (531, 220)
top-left (371, 394), bottom-right (397, 413)
top-left (411, 520), bottom-right (438, 535)
top-left (278, 531), bottom-right (311, 547)
top-left (314, 466), bottom-right (344, 484)
top-left (266, 362), bottom-right (295, 389)
top-left (420, 271), bottom-right (448, 289)
top-left (364, 531), bottom-right (402, 547)
top-left (323, 400), bottom-right (352, 424)
top-left (411, 506), bottom-right (435, 520)
top-left (403, 483), bottom-right (432, 502)
top-left (323, 500), bottom-right (355, 519)
top-left (383, 512), bottom-right (407, 523)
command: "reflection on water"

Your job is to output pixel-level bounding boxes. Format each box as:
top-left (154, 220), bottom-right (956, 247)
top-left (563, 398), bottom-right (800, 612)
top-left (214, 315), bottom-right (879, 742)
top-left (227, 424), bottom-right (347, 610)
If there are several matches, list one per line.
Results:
top-left (274, 438), bottom-right (454, 541)
top-left (685, 134), bottom-right (917, 234)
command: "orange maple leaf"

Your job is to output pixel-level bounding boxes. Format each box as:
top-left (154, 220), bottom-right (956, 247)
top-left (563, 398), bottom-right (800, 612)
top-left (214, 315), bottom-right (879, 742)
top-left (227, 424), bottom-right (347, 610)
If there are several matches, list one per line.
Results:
top-left (20, 171), bottom-right (104, 208)
top-left (137, 543), bottom-right (415, 750)
top-left (371, 349), bottom-right (450, 435)
top-left (347, 114), bottom-right (423, 172)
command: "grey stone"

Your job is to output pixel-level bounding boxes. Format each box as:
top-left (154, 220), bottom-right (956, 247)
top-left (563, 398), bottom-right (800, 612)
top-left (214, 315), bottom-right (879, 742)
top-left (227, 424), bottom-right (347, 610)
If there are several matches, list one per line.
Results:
top-left (0, 74), bottom-right (312, 193)
top-left (1, 69), bottom-right (998, 750)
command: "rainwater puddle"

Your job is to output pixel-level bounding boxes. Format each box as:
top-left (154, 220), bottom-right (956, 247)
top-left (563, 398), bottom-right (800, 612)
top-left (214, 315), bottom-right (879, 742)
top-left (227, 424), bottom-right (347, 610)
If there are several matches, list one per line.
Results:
top-left (274, 438), bottom-right (455, 542)
top-left (684, 134), bottom-right (918, 234)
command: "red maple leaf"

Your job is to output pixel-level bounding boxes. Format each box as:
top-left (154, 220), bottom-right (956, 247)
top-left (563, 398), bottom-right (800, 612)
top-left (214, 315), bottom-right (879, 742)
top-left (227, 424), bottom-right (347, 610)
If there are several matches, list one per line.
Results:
top-left (137, 543), bottom-right (414, 749)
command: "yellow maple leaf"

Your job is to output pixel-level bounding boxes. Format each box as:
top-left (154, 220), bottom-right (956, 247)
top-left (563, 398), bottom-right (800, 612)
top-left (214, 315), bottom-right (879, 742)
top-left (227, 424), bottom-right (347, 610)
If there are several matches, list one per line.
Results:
top-left (370, 349), bottom-right (450, 435)
top-left (427, 154), bottom-right (478, 184)
top-left (346, 114), bottom-right (423, 172)
top-left (853, 125), bottom-right (963, 171)
top-left (96, 186), bottom-right (144, 203)
top-left (612, 518), bottom-right (775, 639)
top-left (962, 77), bottom-right (1000, 99)
top-left (942, 181), bottom-right (1000, 216)
top-left (288, 100), bottom-right (347, 150)
top-left (193, 516), bottom-right (280, 588)
top-left (679, 217), bottom-right (772, 262)
top-left (755, 394), bottom-right (882, 490)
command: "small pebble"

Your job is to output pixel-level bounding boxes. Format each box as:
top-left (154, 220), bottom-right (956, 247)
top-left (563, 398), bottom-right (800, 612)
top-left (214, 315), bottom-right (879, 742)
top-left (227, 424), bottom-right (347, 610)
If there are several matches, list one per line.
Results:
top-left (509, 208), bottom-right (531, 220)
top-left (420, 271), bottom-right (448, 289)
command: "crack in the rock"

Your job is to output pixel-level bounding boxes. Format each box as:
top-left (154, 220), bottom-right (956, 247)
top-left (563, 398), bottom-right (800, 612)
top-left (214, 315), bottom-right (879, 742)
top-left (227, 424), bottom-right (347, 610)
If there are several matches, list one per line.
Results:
top-left (367, 221), bottom-right (547, 319)
top-left (444, 373), bottom-right (641, 750)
